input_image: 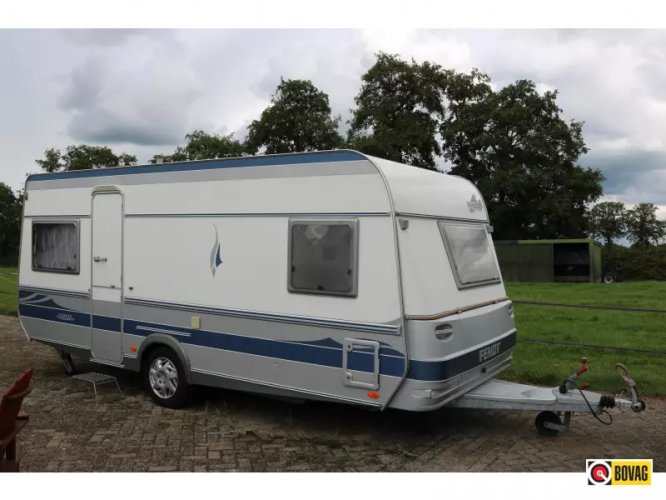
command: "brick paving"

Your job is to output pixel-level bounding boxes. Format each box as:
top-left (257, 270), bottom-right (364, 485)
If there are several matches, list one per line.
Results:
top-left (1, 315), bottom-right (664, 472)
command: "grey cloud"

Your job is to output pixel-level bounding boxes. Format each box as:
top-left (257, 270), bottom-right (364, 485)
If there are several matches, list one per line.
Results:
top-left (68, 109), bottom-right (186, 146)
top-left (584, 149), bottom-right (666, 204)
top-left (60, 57), bottom-right (105, 110)
top-left (59, 37), bottom-right (201, 146)
top-left (60, 29), bottom-right (163, 47)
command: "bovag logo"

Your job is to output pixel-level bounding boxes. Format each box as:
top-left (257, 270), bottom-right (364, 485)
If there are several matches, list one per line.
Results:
top-left (586, 459), bottom-right (652, 486)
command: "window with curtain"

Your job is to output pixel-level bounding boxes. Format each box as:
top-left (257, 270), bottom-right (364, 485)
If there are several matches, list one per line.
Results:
top-left (32, 222), bottom-right (79, 274)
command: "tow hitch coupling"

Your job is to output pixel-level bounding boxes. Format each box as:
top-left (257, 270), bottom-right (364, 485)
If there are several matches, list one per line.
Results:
top-left (613, 363), bottom-right (646, 413)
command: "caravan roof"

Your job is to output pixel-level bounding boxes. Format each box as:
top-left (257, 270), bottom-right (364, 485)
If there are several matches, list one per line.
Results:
top-left (25, 150), bottom-right (488, 222)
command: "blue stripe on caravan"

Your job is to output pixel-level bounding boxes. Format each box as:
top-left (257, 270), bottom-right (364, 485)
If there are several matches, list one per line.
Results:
top-left (18, 303), bottom-right (90, 328)
top-left (347, 351), bottom-right (375, 372)
top-left (92, 315), bottom-right (122, 333)
top-left (125, 319), bottom-right (406, 376)
top-left (125, 319), bottom-right (345, 370)
top-left (19, 304), bottom-right (513, 381)
top-left (407, 331), bottom-right (516, 381)
top-left (28, 150), bottom-right (367, 182)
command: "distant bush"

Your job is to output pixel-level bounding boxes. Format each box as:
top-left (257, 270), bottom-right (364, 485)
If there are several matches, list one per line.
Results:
top-left (604, 245), bottom-right (666, 281)
top-left (0, 255), bottom-right (18, 267)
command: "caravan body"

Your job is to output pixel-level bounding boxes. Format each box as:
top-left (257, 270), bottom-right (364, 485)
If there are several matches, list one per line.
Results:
top-left (18, 150), bottom-right (515, 411)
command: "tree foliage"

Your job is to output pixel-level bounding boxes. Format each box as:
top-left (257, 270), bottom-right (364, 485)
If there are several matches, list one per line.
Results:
top-left (0, 183), bottom-right (22, 265)
top-left (36, 145), bottom-right (137, 172)
top-left (182, 130), bottom-right (244, 160)
top-left (625, 203), bottom-right (665, 247)
top-left (151, 130), bottom-right (244, 163)
top-left (442, 78), bottom-right (604, 239)
top-left (587, 201), bottom-right (628, 247)
top-left (348, 53), bottom-right (446, 170)
top-left (149, 148), bottom-right (188, 164)
top-left (246, 78), bottom-right (342, 154)
top-left (605, 244), bottom-right (666, 280)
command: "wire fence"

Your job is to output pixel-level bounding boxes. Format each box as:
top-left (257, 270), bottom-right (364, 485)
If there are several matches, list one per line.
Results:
top-left (519, 338), bottom-right (666, 356)
top-left (512, 300), bottom-right (666, 314)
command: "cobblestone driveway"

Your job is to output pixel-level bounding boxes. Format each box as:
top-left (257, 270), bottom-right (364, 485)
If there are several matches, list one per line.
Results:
top-left (1, 315), bottom-right (663, 472)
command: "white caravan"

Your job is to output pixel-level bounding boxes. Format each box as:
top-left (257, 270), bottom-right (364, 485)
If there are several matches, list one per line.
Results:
top-left (17, 150), bottom-right (644, 434)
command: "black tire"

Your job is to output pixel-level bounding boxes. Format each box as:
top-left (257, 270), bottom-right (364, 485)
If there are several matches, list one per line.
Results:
top-left (143, 346), bottom-right (190, 409)
top-left (632, 399), bottom-right (646, 412)
top-left (603, 273), bottom-right (616, 284)
top-left (535, 411), bottom-right (561, 437)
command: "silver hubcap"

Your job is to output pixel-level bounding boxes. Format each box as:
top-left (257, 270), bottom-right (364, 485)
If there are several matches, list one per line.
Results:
top-left (149, 357), bottom-right (179, 399)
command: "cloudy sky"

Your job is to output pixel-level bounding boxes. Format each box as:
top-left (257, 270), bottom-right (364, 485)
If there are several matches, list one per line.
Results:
top-left (1, 29), bottom-right (665, 216)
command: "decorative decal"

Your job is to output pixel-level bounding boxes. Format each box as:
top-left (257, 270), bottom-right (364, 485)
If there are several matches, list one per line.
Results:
top-left (467, 194), bottom-right (484, 213)
top-left (210, 225), bottom-right (223, 276)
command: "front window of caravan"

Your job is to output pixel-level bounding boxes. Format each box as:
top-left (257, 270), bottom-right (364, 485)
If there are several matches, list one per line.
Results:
top-left (438, 221), bottom-right (500, 289)
top-left (288, 220), bottom-right (358, 297)
top-left (32, 222), bottom-right (80, 274)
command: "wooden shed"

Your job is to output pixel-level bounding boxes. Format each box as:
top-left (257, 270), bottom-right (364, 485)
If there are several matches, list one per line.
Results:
top-left (494, 239), bottom-right (603, 282)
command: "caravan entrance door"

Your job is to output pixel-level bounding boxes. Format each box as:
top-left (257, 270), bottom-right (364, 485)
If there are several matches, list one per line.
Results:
top-left (90, 191), bottom-right (123, 363)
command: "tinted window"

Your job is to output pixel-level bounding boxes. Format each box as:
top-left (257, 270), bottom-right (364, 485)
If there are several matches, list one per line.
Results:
top-left (439, 222), bottom-right (500, 288)
top-left (289, 221), bottom-right (358, 296)
top-left (32, 222), bottom-right (79, 274)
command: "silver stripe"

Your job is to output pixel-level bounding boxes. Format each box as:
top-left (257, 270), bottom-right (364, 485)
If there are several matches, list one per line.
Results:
top-left (135, 325), bottom-right (192, 338)
top-left (89, 358), bottom-right (125, 368)
top-left (19, 286), bottom-right (90, 299)
top-left (124, 297), bottom-right (400, 335)
top-left (24, 214), bottom-right (90, 219)
top-left (396, 212), bottom-right (489, 223)
top-left (190, 368), bottom-right (383, 408)
top-left (428, 328), bottom-right (515, 362)
top-left (27, 160), bottom-right (378, 190)
top-left (125, 211), bottom-right (390, 218)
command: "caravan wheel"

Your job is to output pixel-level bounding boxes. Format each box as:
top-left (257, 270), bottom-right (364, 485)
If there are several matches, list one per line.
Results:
top-left (535, 411), bottom-right (561, 437)
top-left (143, 346), bottom-right (190, 409)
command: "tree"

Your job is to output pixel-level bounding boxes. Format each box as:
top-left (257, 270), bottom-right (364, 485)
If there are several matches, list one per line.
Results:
top-left (0, 183), bottom-right (22, 265)
top-left (151, 130), bottom-right (244, 163)
top-left (442, 78), bottom-right (604, 239)
top-left (246, 78), bottom-right (342, 154)
top-left (587, 201), bottom-right (628, 247)
top-left (625, 203), bottom-right (665, 247)
top-left (36, 145), bottom-right (137, 172)
top-left (348, 53), bottom-right (447, 170)
top-left (149, 148), bottom-right (188, 164)
top-left (182, 130), bottom-right (244, 160)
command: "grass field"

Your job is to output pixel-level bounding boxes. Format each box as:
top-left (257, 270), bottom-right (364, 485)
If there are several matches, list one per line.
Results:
top-left (502, 281), bottom-right (666, 396)
top-left (505, 281), bottom-right (666, 310)
top-left (0, 267), bottom-right (17, 316)
top-left (0, 267), bottom-right (664, 395)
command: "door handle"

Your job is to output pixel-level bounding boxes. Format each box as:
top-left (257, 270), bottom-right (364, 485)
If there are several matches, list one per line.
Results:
top-left (93, 256), bottom-right (108, 263)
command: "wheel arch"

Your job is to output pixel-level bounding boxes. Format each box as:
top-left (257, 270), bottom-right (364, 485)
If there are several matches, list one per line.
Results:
top-left (137, 334), bottom-right (193, 384)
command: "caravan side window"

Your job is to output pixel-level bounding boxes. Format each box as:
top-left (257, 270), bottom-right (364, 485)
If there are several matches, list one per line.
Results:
top-left (288, 220), bottom-right (359, 297)
top-left (439, 221), bottom-right (501, 289)
top-left (32, 221), bottom-right (80, 274)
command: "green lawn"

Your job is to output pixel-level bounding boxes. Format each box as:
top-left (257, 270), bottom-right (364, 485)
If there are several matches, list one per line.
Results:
top-left (0, 267), bottom-right (18, 316)
top-left (502, 281), bottom-right (666, 396)
top-left (504, 281), bottom-right (666, 309)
